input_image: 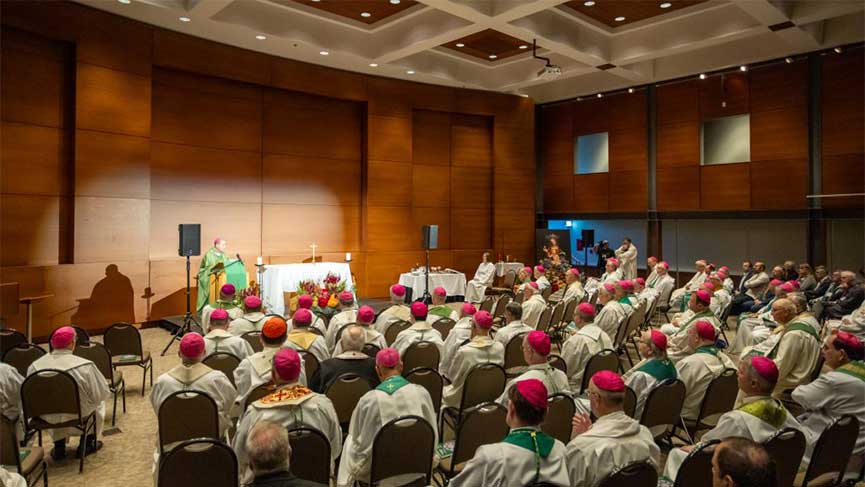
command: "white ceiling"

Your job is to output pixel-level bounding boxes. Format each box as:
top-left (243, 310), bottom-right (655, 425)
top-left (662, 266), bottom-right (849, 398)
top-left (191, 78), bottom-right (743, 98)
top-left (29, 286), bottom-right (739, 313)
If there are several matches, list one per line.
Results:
top-left (77, 0), bottom-right (865, 103)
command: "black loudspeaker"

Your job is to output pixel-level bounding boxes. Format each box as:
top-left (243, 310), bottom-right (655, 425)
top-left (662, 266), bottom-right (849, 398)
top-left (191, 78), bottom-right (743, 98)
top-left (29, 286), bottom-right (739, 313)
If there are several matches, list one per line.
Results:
top-left (581, 229), bottom-right (595, 248)
top-left (422, 225), bottom-right (439, 250)
top-left (178, 224), bottom-right (201, 257)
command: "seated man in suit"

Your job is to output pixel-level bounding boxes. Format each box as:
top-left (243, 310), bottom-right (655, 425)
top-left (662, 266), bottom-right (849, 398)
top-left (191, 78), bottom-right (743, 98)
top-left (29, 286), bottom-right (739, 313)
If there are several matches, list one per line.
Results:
top-left (244, 421), bottom-right (326, 487)
top-left (309, 326), bottom-right (379, 393)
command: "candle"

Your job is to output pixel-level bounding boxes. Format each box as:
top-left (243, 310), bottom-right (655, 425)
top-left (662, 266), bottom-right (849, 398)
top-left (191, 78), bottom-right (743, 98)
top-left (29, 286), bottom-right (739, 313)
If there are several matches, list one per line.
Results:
top-left (345, 252), bottom-right (352, 262)
top-left (256, 256), bottom-right (263, 266)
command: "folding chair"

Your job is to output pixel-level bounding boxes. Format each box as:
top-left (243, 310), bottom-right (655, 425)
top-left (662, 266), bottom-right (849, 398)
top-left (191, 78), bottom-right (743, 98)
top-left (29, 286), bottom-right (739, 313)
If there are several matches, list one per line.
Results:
top-left (433, 318), bottom-right (456, 341)
top-left (299, 350), bottom-right (320, 381)
top-left (541, 393), bottom-right (575, 443)
top-left (623, 385), bottom-right (637, 419)
top-left (639, 379), bottom-right (686, 441)
top-left (202, 352), bottom-right (241, 387)
top-left (157, 438), bottom-right (237, 487)
top-left (480, 296), bottom-right (495, 313)
top-left (288, 427), bottom-right (331, 485)
top-left (503, 332), bottom-right (529, 377)
top-left (579, 349), bottom-right (619, 395)
top-left (547, 354), bottom-right (567, 375)
top-left (764, 427), bottom-right (806, 487)
top-left (435, 402), bottom-right (508, 483)
top-left (796, 415), bottom-right (860, 486)
top-left (675, 368), bottom-right (737, 444)
top-left (240, 331), bottom-right (263, 353)
top-left (440, 363), bottom-right (506, 436)
top-left (1, 416), bottom-right (47, 486)
top-left (362, 343), bottom-right (381, 358)
top-left (384, 320), bottom-right (411, 346)
top-left (244, 381), bottom-right (277, 412)
top-left (3, 343), bottom-right (46, 376)
top-left (598, 460), bottom-right (658, 487)
top-left (326, 373), bottom-right (373, 429)
top-left (104, 323), bottom-right (153, 396)
top-left (157, 390), bottom-right (220, 454)
top-left (405, 367), bottom-right (444, 411)
top-left (673, 439), bottom-right (720, 487)
top-left (74, 342), bottom-right (126, 426)
top-left (0, 328), bottom-right (26, 359)
top-left (403, 340), bottom-right (441, 372)
top-left (367, 415), bottom-right (436, 486)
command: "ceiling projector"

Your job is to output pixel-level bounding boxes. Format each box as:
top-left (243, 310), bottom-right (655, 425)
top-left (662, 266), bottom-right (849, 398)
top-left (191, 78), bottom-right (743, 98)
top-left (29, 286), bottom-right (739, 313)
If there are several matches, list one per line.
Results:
top-left (537, 63), bottom-right (562, 79)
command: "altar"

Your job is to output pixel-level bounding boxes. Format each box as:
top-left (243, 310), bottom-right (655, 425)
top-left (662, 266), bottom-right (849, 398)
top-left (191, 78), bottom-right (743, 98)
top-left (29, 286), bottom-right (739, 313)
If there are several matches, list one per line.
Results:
top-left (261, 262), bottom-right (354, 316)
top-left (398, 271), bottom-right (467, 299)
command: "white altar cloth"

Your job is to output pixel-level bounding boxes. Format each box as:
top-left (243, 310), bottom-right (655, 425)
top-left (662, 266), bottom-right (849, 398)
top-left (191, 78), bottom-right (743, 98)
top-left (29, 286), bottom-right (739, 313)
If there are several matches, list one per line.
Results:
top-left (495, 262), bottom-right (524, 277)
top-left (398, 272), bottom-right (467, 298)
top-left (262, 262), bottom-right (353, 316)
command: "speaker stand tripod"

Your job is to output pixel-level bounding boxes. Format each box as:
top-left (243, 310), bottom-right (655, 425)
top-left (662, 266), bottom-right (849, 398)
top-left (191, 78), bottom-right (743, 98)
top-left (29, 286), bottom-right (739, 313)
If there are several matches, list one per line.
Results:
top-left (161, 253), bottom-right (196, 356)
top-left (421, 249), bottom-right (432, 304)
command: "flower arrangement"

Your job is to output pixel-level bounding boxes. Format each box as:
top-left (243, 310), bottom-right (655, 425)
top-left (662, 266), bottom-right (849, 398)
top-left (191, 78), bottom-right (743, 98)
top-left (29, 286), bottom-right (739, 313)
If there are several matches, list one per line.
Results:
top-left (296, 273), bottom-right (352, 310)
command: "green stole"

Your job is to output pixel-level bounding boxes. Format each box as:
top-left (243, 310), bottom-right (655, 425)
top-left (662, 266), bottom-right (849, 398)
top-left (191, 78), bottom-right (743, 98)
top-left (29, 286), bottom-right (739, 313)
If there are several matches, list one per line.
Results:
top-left (674, 310), bottom-right (715, 336)
top-left (618, 297), bottom-right (631, 306)
top-left (376, 375), bottom-right (410, 395)
top-left (428, 306), bottom-right (452, 319)
top-left (836, 361), bottom-right (865, 382)
top-left (636, 358), bottom-right (678, 382)
top-left (502, 427), bottom-right (555, 482)
top-left (216, 299), bottom-right (238, 310)
top-left (766, 321), bottom-right (820, 359)
top-left (738, 397), bottom-right (787, 428)
top-left (695, 345), bottom-right (720, 356)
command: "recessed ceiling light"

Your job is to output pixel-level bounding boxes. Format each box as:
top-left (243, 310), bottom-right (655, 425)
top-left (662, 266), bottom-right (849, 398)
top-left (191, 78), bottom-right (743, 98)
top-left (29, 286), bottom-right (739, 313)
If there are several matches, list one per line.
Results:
top-left (489, 54), bottom-right (497, 59)
top-left (390, 0), bottom-right (401, 3)
top-left (660, 2), bottom-right (672, 8)
top-left (739, 65), bottom-right (747, 72)
top-left (360, 12), bottom-right (371, 17)
top-left (628, 88), bottom-right (635, 93)
top-left (117, 0), bottom-right (131, 4)
top-left (596, 93), bottom-right (603, 98)
top-left (584, 1), bottom-right (595, 5)
top-left (319, 51), bottom-right (329, 56)
top-left (255, 34), bottom-right (267, 40)
top-left (179, 16), bottom-right (191, 22)
top-left (406, 70), bottom-right (415, 74)
top-left (699, 73), bottom-right (707, 79)
top-left (614, 16), bottom-right (626, 21)
top-left (455, 43), bottom-right (465, 48)
top-left (785, 57), bottom-right (793, 64)
top-left (519, 45), bottom-right (528, 49)
top-left (369, 63), bottom-right (378, 67)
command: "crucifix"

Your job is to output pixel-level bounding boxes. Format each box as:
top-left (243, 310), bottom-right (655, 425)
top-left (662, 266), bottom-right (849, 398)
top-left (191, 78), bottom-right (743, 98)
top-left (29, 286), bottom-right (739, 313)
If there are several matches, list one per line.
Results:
top-left (310, 241), bottom-right (318, 263)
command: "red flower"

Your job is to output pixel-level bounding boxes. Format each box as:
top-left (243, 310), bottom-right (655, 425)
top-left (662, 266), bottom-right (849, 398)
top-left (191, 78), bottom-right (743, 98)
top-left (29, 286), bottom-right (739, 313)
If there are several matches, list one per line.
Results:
top-left (318, 295), bottom-right (329, 308)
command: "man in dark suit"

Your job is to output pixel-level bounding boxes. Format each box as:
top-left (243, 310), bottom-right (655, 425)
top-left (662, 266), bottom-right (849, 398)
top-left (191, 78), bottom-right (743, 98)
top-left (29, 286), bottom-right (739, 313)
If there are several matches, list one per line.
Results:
top-left (806, 265), bottom-right (831, 300)
top-left (309, 325), bottom-right (379, 393)
top-left (826, 272), bottom-right (865, 320)
top-left (245, 421), bottom-right (326, 487)
top-left (735, 260), bottom-right (754, 295)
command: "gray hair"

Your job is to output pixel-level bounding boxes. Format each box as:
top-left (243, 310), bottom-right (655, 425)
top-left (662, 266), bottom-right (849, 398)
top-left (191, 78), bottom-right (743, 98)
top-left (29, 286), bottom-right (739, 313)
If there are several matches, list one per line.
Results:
top-left (789, 294), bottom-right (808, 314)
top-left (745, 359), bottom-right (776, 394)
top-left (505, 302), bottom-right (523, 320)
top-left (341, 325), bottom-right (366, 352)
top-left (246, 421), bottom-right (291, 475)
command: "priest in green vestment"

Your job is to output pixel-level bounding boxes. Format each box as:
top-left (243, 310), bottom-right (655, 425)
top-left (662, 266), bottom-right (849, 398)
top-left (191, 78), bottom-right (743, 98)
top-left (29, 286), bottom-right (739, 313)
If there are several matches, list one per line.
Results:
top-left (197, 238), bottom-right (247, 312)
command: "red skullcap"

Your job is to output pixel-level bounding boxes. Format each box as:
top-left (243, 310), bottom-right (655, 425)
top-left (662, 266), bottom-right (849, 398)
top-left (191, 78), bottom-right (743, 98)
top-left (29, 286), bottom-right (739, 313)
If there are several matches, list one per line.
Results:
top-left (461, 303), bottom-right (477, 315)
top-left (526, 330), bottom-right (551, 356)
top-left (591, 370), bottom-right (625, 392)
top-left (273, 348), bottom-right (302, 381)
top-left (411, 301), bottom-right (427, 318)
top-left (607, 258), bottom-right (619, 267)
top-left (577, 302), bottom-right (596, 317)
top-left (835, 331), bottom-right (865, 354)
top-left (695, 320), bottom-right (717, 341)
top-left (635, 277), bottom-right (645, 286)
top-left (390, 284), bottom-right (406, 297)
top-left (474, 310), bottom-right (493, 329)
top-left (433, 287), bottom-right (447, 298)
top-left (357, 305), bottom-right (375, 323)
top-left (213, 237), bottom-right (223, 245)
top-left (292, 309), bottom-right (312, 326)
top-left (220, 284), bottom-right (236, 295)
top-left (702, 282), bottom-right (715, 291)
top-left (568, 268), bottom-right (581, 277)
top-left (210, 309), bottom-right (229, 322)
top-left (659, 261), bottom-right (669, 269)
top-left (534, 265), bottom-right (545, 273)
top-left (528, 281), bottom-right (539, 290)
top-left (516, 379), bottom-right (548, 411)
top-left (338, 291), bottom-right (354, 303)
top-left (179, 332), bottom-right (205, 359)
top-left (376, 347), bottom-right (400, 368)
top-left (779, 282), bottom-right (795, 293)
top-left (717, 271), bottom-right (728, 279)
top-left (695, 290), bottom-right (711, 305)
top-left (617, 280), bottom-right (634, 291)
top-left (749, 356), bottom-right (779, 383)
top-left (789, 280), bottom-right (800, 290)
top-left (650, 329), bottom-right (667, 350)
top-left (297, 294), bottom-right (313, 309)
top-left (769, 279), bottom-right (783, 287)
top-left (522, 266), bottom-right (532, 275)
top-left (603, 283), bottom-right (616, 294)
top-left (244, 296), bottom-right (262, 309)
top-left (719, 266), bottom-right (729, 272)
top-left (50, 326), bottom-right (76, 350)
top-left (263, 316), bottom-right (288, 337)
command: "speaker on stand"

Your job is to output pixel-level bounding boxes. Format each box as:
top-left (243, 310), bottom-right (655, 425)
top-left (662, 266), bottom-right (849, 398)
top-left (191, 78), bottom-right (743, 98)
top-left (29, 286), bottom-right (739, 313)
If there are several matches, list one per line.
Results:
top-left (581, 229), bottom-right (594, 276)
top-left (162, 224), bottom-right (201, 356)
top-left (421, 225), bottom-right (438, 303)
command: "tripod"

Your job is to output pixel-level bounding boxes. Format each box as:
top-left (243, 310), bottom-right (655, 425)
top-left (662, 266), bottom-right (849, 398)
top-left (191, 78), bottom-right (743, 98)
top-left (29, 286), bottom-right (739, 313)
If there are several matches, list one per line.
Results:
top-left (161, 253), bottom-right (197, 356)
top-left (421, 248), bottom-right (432, 304)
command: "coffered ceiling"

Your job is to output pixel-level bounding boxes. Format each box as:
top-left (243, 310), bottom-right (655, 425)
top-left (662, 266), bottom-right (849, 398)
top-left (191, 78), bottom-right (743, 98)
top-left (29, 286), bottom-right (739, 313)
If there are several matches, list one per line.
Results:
top-left (78, 0), bottom-right (865, 103)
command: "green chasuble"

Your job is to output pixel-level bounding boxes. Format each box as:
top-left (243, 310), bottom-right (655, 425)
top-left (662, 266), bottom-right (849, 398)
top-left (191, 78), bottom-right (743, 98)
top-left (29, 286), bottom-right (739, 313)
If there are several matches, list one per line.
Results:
top-left (376, 375), bottom-right (410, 395)
top-left (636, 358), bottom-right (678, 382)
top-left (428, 305), bottom-right (453, 319)
top-left (502, 427), bottom-right (555, 482)
top-left (195, 247), bottom-right (247, 312)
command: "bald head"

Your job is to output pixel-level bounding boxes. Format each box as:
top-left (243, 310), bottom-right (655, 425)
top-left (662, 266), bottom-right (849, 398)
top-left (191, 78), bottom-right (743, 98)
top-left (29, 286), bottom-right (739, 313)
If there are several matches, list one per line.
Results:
top-left (340, 325), bottom-right (366, 352)
top-left (770, 298), bottom-right (796, 324)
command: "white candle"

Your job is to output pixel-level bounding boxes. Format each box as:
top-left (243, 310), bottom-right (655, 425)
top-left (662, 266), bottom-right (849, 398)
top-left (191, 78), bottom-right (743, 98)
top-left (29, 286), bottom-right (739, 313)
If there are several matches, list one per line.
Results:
top-left (345, 252), bottom-right (352, 262)
top-left (256, 256), bottom-right (263, 266)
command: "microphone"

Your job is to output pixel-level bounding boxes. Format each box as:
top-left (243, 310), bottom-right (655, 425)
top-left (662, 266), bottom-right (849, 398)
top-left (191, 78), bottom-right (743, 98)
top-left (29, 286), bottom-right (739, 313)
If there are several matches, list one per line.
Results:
top-left (236, 253), bottom-right (244, 265)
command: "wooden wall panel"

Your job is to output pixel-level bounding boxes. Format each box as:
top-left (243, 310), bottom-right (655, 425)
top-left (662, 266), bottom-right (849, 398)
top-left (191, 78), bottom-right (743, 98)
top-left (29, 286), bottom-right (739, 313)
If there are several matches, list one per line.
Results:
top-left (450, 167), bottom-right (491, 209)
top-left (822, 49), bottom-right (864, 209)
top-left (74, 6), bottom-right (152, 76)
top-left (270, 57), bottom-right (366, 102)
top-left (76, 63), bottom-right (150, 137)
top-left (608, 91), bottom-right (646, 130)
top-left (366, 77), bottom-right (412, 118)
top-left (572, 173), bottom-right (609, 212)
top-left (657, 81), bottom-right (699, 124)
top-left (412, 110), bottom-right (451, 166)
top-left (263, 90), bottom-right (361, 160)
top-left (74, 197), bottom-right (150, 263)
top-left (1, 195), bottom-right (61, 267)
top-left (700, 163), bottom-right (750, 210)
top-left (657, 121), bottom-right (699, 168)
top-left (493, 126), bottom-right (533, 170)
top-left (1, 123), bottom-right (70, 196)
top-left (750, 105), bottom-right (808, 161)
top-left (451, 115), bottom-right (493, 168)
top-left (494, 167), bottom-right (535, 209)
top-left (657, 166), bottom-right (699, 210)
top-left (366, 207), bottom-right (415, 252)
top-left (151, 143), bottom-right (261, 203)
top-left (572, 98), bottom-right (608, 135)
top-left (750, 61), bottom-right (808, 113)
top-left (1, 34), bottom-right (72, 128)
top-left (152, 81), bottom-right (260, 152)
top-left (452, 208), bottom-right (492, 249)
top-left (608, 171), bottom-right (647, 212)
top-left (543, 176), bottom-right (573, 213)
top-left (750, 159), bottom-right (808, 210)
top-left (75, 130), bottom-right (150, 199)
top-left (153, 30), bottom-right (270, 86)
top-left (699, 73), bottom-right (749, 119)
top-left (413, 165), bottom-right (451, 208)
top-left (822, 154), bottom-right (865, 208)
top-left (609, 126), bottom-right (647, 172)
top-left (149, 201), bottom-right (262, 260)
top-left (367, 161), bottom-right (412, 207)
top-left (263, 154), bottom-right (360, 207)
top-left (364, 251), bottom-right (425, 297)
top-left (412, 207), bottom-right (451, 250)
top-left (369, 116), bottom-right (412, 162)
top-left (261, 205), bottom-right (361, 254)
